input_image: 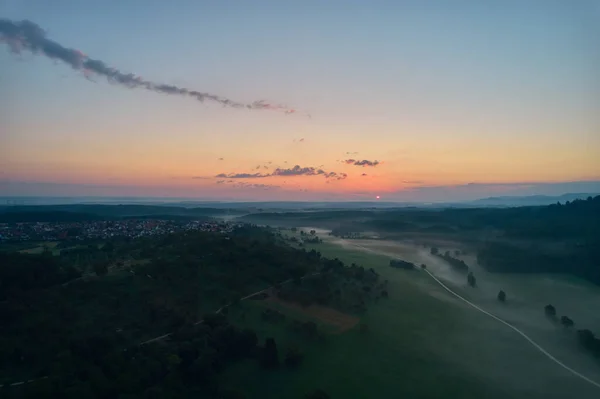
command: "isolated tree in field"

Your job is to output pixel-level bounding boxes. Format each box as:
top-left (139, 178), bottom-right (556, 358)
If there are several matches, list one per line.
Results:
top-left (544, 304), bottom-right (556, 318)
top-left (261, 338), bottom-right (280, 369)
top-left (560, 316), bottom-right (574, 328)
top-left (310, 230), bottom-right (316, 236)
top-left (467, 272), bottom-right (476, 287)
top-left (497, 290), bottom-right (506, 302)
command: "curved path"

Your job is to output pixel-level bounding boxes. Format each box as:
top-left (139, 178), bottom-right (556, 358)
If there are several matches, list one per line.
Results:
top-left (346, 241), bottom-right (600, 391)
top-left (2, 273), bottom-right (318, 387)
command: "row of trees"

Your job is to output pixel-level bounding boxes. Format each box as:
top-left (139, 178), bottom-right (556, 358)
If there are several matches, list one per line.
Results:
top-left (543, 304), bottom-right (600, 360)
top-left (431, 248), bottom-right (470, 274)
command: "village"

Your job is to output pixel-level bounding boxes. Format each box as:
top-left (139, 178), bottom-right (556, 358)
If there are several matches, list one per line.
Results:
top-left (0, 219), bottom-right (237, 242)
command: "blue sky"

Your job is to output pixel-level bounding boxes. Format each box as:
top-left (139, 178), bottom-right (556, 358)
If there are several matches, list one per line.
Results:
top-left (1, 1), bottom-right (599, 201)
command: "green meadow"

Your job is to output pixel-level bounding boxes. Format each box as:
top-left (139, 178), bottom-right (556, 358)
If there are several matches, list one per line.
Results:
top-left (222, 237), bottom-right (600, 399)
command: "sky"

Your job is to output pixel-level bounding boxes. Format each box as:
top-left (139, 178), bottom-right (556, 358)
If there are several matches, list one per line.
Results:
top-left (1, 0), bottom-right (599, 202)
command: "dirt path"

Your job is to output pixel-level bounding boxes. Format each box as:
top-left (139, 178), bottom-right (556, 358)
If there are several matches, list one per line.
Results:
top-left (338, 239), bottom-right (600, 392)
top-left (1, 273), bottom-right (318, 388)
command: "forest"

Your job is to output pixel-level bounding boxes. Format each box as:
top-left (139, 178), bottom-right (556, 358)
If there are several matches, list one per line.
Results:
top-left (0, 225), bottom-right (370, 398)
top-left (0, 204), bottom-right (243, 222)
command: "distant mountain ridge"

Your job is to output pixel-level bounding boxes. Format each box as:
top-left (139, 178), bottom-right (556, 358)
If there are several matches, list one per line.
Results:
top-left (471, 193), bottom-right (599, 206)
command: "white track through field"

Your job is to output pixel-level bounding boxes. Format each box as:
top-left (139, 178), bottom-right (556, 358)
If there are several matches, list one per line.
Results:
top-left (347, 241), bottom-right (600, 391)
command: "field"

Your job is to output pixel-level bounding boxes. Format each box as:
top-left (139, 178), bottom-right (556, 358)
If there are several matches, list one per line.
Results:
top-left (263, 296), bottom-right (360, 334)
top-left (220, 230), bottom-right (600, 398)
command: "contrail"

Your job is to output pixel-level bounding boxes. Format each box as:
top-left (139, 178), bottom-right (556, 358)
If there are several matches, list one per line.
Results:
top-left (0, 19), bottom-right (304, 114)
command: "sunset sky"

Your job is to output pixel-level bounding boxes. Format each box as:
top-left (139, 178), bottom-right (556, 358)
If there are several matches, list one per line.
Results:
top-left (1, 1), bottom-right (599, 201)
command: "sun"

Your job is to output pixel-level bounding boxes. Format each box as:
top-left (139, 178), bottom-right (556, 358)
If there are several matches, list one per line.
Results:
top-left (376, 195), bottom-right (380, 200)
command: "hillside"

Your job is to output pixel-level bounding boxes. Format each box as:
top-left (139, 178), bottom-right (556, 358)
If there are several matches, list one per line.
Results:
top-left (0, 226), bottom-right (383, 397)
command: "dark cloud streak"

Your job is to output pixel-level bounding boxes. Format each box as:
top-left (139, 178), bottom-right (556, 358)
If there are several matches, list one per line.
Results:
top-left (0, 19), bottom-right (299, 113)
top-left (215, 172), bottom-right (268, 179)
top-left (343, 159), bottom-right (380, 167)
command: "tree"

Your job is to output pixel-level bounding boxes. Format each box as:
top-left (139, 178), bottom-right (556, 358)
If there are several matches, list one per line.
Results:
top-left (544, 304), bottom-right (556, 318)
top-left (467, 272), bottom-right (476, 287)
top-left (560, 316), bottom-right (574, 328)
top-left (497, 290), bottom-right (506, 302)
top-left (93, 262), bottom-right (108, 276)
top-left (430, 247), bottom-right (439, 255)
top-left (284, 346), bottom-right (303, 368)
top-left (420, 264), bottom-right (427, 269)
top-left (310, 230), bottom-right (316, 236)
top-left (260, 338), bottom-right (280, 369)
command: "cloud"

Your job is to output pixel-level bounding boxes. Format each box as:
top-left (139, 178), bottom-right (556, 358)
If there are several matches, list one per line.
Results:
top-left (215, 172), bottom-right (268, 179)
top-left (346, 152), bottom-right (358, 155)
top-left (361, 173), bottom-right (368, 177)
top-left (216, 180), bottom-right (225, 184)
top-left (271, 165), bottom-right (325, 177)
top-left (191, 176), bottom-right (211, 179)
top-left (218, 157), bottom-right (224, 161)
top-left (216, 164), bottom-right (347, 181)
top-left (0, 19), bottom-right (299, 114)
top-left (344, 159), bottom-right (380, 167)
top-left (322, 172), bottom-right (347, 180)
top-left (244, 183), bottom-right (280, 190)
top-left (402, 180), bottom-right (424, 184)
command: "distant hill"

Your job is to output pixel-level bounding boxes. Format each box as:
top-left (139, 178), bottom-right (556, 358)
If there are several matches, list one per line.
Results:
top-left (471, 193), bottom-right (599, 207)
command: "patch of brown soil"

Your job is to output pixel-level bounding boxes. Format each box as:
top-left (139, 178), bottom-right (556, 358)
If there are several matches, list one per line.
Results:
top-left (265, 297), bottom-right (359, 334)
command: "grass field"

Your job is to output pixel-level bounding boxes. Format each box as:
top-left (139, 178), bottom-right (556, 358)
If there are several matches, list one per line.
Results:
top-left (218, 228), bottom-right (600, 398)
top-left (220, 231), bottom-right (600, 398)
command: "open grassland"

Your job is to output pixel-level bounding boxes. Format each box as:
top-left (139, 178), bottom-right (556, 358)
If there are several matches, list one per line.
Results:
top-left (225, 232), bottom-right (600, 398)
